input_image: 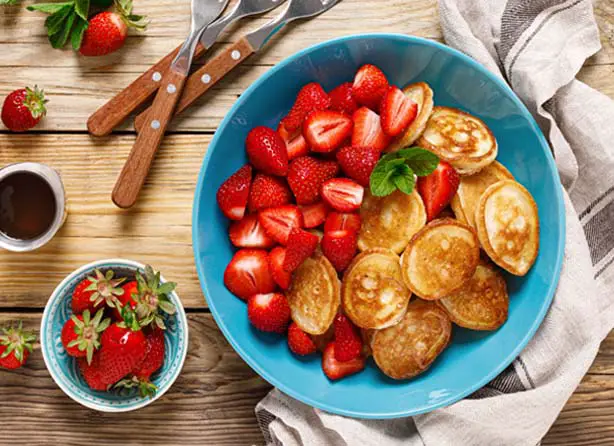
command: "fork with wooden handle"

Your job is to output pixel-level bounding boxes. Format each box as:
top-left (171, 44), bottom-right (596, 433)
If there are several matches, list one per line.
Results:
top-left (134, 0), bottom-right (343, 132)
top-left (87, 0), bottom-right (283, 137)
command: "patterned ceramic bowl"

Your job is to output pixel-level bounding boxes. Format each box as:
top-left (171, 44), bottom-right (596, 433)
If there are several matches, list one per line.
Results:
top-left (41, 259), bottom-right (189, 412)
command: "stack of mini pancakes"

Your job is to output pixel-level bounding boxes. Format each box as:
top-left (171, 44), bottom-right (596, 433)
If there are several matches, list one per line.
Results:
top-left (287, 82), bottom-right (540, 380)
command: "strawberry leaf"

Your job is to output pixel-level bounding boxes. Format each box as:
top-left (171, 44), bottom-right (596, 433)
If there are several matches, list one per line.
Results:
top-left (49, 10), bottom-right (75, 49)
top-left (27, 2), bottom-right (74, 14)
top-left (1, 0), bottom-right (21, 5)
top-left (70, 15), bottom-right (88, 50)
top-left (74, 0), bottom-right (89, 20)
top-left (43, 4), bottom-right (73, 36)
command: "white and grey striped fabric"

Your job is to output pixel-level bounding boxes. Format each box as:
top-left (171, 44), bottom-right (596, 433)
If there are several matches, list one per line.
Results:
top-left (255, 1), bottom-right (614, 444)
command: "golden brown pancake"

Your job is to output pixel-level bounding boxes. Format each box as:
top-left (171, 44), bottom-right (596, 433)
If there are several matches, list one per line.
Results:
top-left (360, 328), bottom-right (376, 357)
top-left (417, 107), bottom-right (498, 175)
top-left (287, 254), bottom-right (340, 335)
top-left (452, 161), bottom-right (514, 229)
top-left (358, 189), bottom-right (426, 254)
top-left (342, 249), bottom-right (412, 329)
top-left (387, 82), bottom-right (434, 152)
top-left (312, 323), bottom-right (335, 353)
top-left (475, 180), bottom-right (539, 276)
top-left (372, 300), bottom-right (451, 380)
top-left (401, 218), bottom-right (480, 300)
top-left (438, 260), bottom-right (508, 330)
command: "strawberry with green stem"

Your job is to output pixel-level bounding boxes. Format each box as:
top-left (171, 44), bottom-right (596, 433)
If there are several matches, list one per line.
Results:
top-left (72, 268), bottom-right (126, 314)
top-left (1, 86), bottom-right (48, 132)
top-left (0, 322), bottom-right (36, 370)
top-left (134, 266), bottom-right (177, 330)
top-left (61, 309), bottom-right (111, 364)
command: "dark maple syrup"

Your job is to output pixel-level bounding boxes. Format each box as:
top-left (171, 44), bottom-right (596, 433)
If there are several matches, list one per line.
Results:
top-left (0, 172), bottom-right (57, 240)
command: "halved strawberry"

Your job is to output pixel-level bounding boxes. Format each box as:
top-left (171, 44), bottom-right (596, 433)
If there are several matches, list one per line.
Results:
top-left (380, 86), bottom-right (418, 137)
top-left (278, 122), bottom-right (309, 160)
top-left (229, 214), bottom-right (276, 249)
top-left (216, 165), bottom-right (252, 221)
top-left (269, 247), bottom-right (292, 290)
top-left (322, 342), bottom-right (366, 380)
top-left (287, 156), bottom-right (340, 205)
top-left (248, 174), bottom-right (293, 212)
top-left (324, 212), bottom-right (361, 234)
top-left (283, 229), bottom-right (319, 273)
top-left (282, 83), bottom-right (331, 132)
top-left (299, 202), bottom-right (329, 228)
top-left (258, 205), bottom-right (304, 245)
top-left (352, 64), bottom-right (389, 111)
top-left (288, 322), bottom-right (317, 356)
top-left (352, 107), bottom-right (391, 152)
top-left (303, 110), bottom-right (353, 153)
top-left (336, 145), bottom-right (380, 187)
top-left (247, 293), bottom-right (292, 333)
top-left (321, 178), bottom-right (364, 212)
top-left (329, 82), bottom-right (359, 116)
top-left (333, 314), bottom-right (362, 362)
top-left (321, 230), bottom-right (358, 272)
top-left (417, 160), bottom-right (460, 221)
top-left (246, 126), bottom-right (288, 176)
top-left (224, 249), bottom-right (276, 300)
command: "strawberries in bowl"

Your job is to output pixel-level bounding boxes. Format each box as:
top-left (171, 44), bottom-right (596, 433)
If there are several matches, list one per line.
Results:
top-left (41, 260), bottom-right (188, 412)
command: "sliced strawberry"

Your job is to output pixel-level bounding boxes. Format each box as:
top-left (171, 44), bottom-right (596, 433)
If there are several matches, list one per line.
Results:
top-left (216, 165), bottom-right (252, 221)
top-left (247, 293), bottom-right (292, 333)
top-left (380, 86), bottom-right (418, 137)
top-left (303, 110), bottom-right (353, 153)
top-left (258, 205), bottom-right (304, 245)
top-left (333, 314), bottom-right (363, 362)
top-left (322, 342), bottom-right (366, 380)
top-left (417, 160), bottom-right (460, 221)
top-left (246, 126), bottom-right (289, 176)
top-left (352, 64), bottom-right (389, 111)
top-left (324, 212), bottom-right (362, 234)
top-left (299, 202), bottom-right (329, 228)
top-left (329, 82), bottom-right (359, 116)
top-left (288, 322), bottom-right (317, 356)
top-left (287, 156), bottom-right (340, 205)
top-left (336, 145), bottom-right (381, 187)
top-left (224, 249), bottom-right (276, 300)
top-left (229, 214), bottom-right (276, 249)
top-left (352, 107), bottom-right (391, 152)
top-left (321, 230), bottom-right (358, 272)
top-left (248, 174), bottom-right (293, 212)
top-left (278, 122), bottom-right (310, 160)
top-left (283, 228), bottom-right (319, 273)
top-left (282, 83), bottom-right (331, 132)
top-left (269, 247), bottom-right (292, 290)
top-left (321, 178), bottom-right (364, 212)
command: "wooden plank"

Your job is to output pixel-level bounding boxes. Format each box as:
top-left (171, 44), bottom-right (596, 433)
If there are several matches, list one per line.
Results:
top-left (0, 134), bottom-right (208, 309)
top-left (0, 312), bottom-right (271, 446)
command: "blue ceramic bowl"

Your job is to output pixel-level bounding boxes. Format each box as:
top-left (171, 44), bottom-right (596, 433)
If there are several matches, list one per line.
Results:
top-left (193, 34), bottom-right (566, 418)
top-left (41, 259), bottom-right (189, 412)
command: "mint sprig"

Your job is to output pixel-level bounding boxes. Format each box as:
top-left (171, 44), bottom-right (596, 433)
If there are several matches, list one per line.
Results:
top-left (369, 147), bottom-right (439, 197)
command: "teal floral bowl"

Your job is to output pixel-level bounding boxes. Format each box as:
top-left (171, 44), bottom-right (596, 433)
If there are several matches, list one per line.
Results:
top-left (41, 259), bottom-right (189, 412)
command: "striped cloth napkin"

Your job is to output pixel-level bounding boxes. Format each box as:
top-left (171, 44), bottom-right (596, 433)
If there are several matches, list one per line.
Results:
top-left (255, 1), bottom-right (614, 444)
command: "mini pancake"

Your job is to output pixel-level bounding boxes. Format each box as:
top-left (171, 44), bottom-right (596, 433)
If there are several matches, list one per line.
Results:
top-left (438, 260), bottom-right (508, 331)
top-left (452, 161), bottom-right (514, 229)
top-left (417, 107), bottom-right (498, 175)
top-left (342, 249), bottom-right (412, 329)
top-left (358, 189), bottom-right (426, 254)
top-left (387, 82), bottom-right (434, 152)
top-left (372, 300), bottom-right (451, 380)
top-left (401, 218), bottom-right (480, 300)
top-left (287, 254), bottom-right (340, 335)
top-left (475, 180), bottom-right (539, 276)
top-left (360, 328), bottom-right (376, 357)
top-left (312, 323), bottom-right (334, 353)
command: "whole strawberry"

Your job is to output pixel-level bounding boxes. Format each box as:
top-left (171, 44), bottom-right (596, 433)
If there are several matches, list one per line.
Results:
top-left (112, 280), bottom-right (139, 321)
top-left (245, 126), bottom-right (289, 176)
top-left (79, 354), bottom-right (110, 391)
top-left (248, 174), bottom-right (292, 212)
top-left (287, 156), bottom-right (340, 205)
top-left (281, 83), bottom-right (331, 132)
top-left (247, 293), bottom-right (292, 333)
top-left (1, 86), bottom-right (47, 132)
top-left (0, 322), bottom-right (36, 370)
top-left (287, 322), bottom-right (316, 356)
top-left (80, 0), bottom-right (148, 57)
top-left (133, 265), bottom-right (177, 330)
top-left (337, 145), bottom-right (381, 187)
top-left (72, 269), bottom-right (126, 314)
top-left (61, 309), bottom-right (111, 364)
top-left (115, 328), bottom-right (165, 397)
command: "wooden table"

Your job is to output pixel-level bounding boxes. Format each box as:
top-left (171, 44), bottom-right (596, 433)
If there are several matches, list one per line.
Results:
top-left (0, 1), bottom-right (612, 444)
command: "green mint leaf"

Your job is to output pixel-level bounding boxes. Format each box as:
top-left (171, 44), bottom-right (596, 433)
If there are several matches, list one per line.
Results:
top-left (27, 2), bottom-right (74, 14)
top-left (49, 9), bottom-right (75, 48)
top-left (1, 0), bottom-right (21, 6)
top-left (396, 147), bottom-right (439, 176)
top-left (44, 5), bottom-right (73, 36)
top-left (392, 168), bottom-right (416, 195)
top-left (370, 162), bottom-right (398, 197)
top-left (74, 0), bottom-right (89, 20)
top-left (70, 15), bottom-right (88, 50)
top-left (91, 0), bottom-right (112, 6)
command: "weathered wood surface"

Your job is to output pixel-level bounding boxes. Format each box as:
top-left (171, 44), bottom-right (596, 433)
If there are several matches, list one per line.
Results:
top-left (0, 0), bottom-right (612, 444)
